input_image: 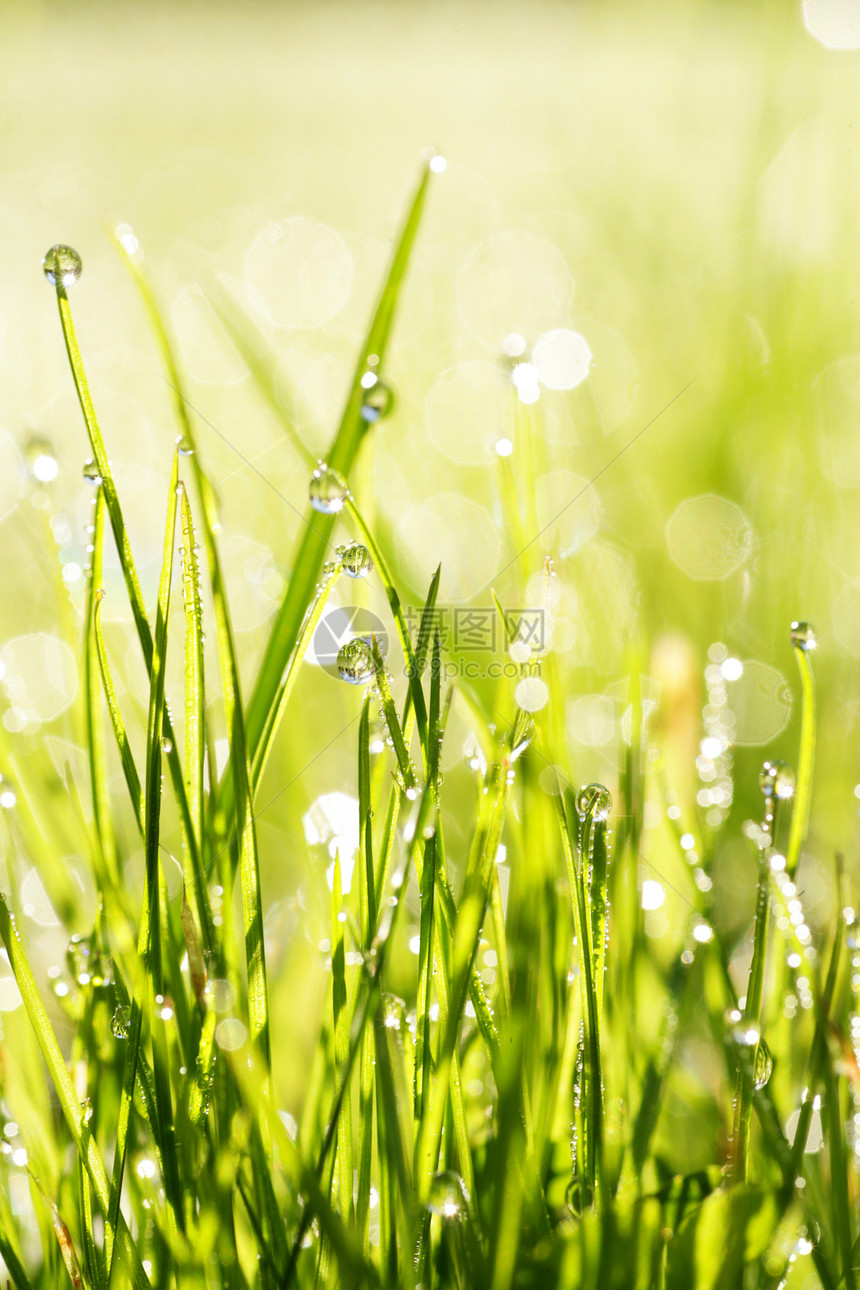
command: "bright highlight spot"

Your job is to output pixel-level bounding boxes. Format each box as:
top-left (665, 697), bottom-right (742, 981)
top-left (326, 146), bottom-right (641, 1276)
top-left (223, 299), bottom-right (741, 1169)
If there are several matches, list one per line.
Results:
top-left (495, 437), bottom-right (514, 457)
top-left (532, 328), bottom-right (592, 390)
top-left (721, 657), bottom-right (743, 681)
top-left (803, 0), bottom-right (860, 48)
top-left (641, 880), bottom-right (665, 911)
top-left (515, 676), bottom-right (549, 712)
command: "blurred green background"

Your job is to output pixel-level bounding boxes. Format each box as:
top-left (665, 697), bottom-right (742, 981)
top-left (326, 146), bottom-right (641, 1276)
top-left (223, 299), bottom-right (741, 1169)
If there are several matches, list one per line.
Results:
top-left (2, 0), bottom-right (860, 1105)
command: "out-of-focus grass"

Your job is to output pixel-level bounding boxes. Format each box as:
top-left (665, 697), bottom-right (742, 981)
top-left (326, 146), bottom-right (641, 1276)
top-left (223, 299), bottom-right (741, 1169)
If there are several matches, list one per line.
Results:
top-left (2, 2), bottom-right (860, 1285)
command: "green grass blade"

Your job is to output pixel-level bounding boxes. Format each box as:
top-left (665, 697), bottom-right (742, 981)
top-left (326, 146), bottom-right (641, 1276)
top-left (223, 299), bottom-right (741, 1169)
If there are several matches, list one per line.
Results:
top-left (355, 696), bottom-right (375, 1253)
top-left (0, 896), bottom-right (149, 1290)
top-left (179, 487), bottom-right (216, 954)
top-left (370, 635), bottom-right (417, 794)
top-left (786, 639), bottom-right (816, 879)
top-left (92, 593), bottom-right (144, 831)
top-left (244, 161), bottom-right (433, 765)
top-left (331, 853), bottom-right (354, 1226)
top-left (83, 487), bottom-right (119, 894)
top-left (51, 278), bottom-right (198, 879)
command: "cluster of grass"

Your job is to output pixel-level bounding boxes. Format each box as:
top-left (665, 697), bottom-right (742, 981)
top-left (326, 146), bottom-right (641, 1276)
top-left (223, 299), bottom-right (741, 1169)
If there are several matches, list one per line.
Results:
top-left (0, 159), bottom-right (856, 1290)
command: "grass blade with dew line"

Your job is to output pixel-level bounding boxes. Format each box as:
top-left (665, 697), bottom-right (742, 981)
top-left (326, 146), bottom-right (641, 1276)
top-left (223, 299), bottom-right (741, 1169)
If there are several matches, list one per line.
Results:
top-left (83, 486), bottom-right (120, 895)
top-left (179, 486), bottom-right (216, 954)
top-left (556, 787), bottom-right (604, 1210)
top-left (0, 896), bottom-right (150, 1290)
top-left (206, 288), bottom-right (319, 471)
top-left (51, 273), bottom-right (200, 892)
top-left (355, 695), bottom-right (376, 1254)
top-left (331, 852), bottom-right (354, 1226)
top-left (243, 160), bottom-right (433, 766)
top-left (112, 239), bottom-right (273, 1099)
top-left (786, 623), bottom-right (816, 879)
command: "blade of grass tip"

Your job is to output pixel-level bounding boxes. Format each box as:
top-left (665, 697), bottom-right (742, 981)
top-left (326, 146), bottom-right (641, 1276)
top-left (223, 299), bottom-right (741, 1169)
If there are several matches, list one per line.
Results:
top-left (179, 486), bottom-right (216, 953)
top-left (205, 287), bottom-right (319, 471)
top-left (786, 627), bottom-right (816, 880)
top-left (84, 486), bottom-right (120, 895)
top-left (0, 896), bottom-right (149, 1289)
top-left (331, 852), bottom-right (354, 1227)
top-left (111, 237), bottom-right (273, 1099)
top-left (243, 160), bottom-right (433, 765)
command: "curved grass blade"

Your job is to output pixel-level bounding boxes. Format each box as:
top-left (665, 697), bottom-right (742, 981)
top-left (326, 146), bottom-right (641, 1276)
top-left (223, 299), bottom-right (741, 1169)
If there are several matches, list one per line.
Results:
top-left (50, 279), bottom-right (200, 895)
top-left (786, 636), bottom-right (816, 879)
top-left (244, 161), bottom-right (433, 764)
top-left (83, 487), bottom-right (119, 895)
top-left (92, 593), bottom-right (143, 831)
top-left (331, 853), bottom-right (354, 1226)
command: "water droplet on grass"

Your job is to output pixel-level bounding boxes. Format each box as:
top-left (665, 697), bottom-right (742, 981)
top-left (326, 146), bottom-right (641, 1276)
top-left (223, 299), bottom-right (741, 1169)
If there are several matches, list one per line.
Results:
top-left (42, 245), bottom-right (82, 286)
top-left (576, 783), bottom-right (612, 821)
top-left (309, 464), bottom-right (349, 514)
top-left (754, 1038), bottom-right (774, 1090)
top-left (111, 1004), bottom-right (131, 1038)
top-left (759, 760), bottom-right (796, 800)
top-left (160, 737), bottom-right (173, 754)
top-left (82, 459), bottom-right (102, 485)
top-left (360, 378), bottom-right (394, 423)
top-left (176, 436), bottom-right (195, 456)
top-left (339, 542), bottom-right (373, 579)
top-left (426, 1170), bottom-right (466, 1218)
top-left (790, 621), bottom-right (817, 651)
top-left (337, 638), bottom-right (374, 685)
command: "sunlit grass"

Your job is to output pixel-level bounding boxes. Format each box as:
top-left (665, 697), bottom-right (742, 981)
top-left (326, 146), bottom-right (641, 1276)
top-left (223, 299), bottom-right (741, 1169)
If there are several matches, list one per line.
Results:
top-left (0, 133), bottom-right (859, 1290)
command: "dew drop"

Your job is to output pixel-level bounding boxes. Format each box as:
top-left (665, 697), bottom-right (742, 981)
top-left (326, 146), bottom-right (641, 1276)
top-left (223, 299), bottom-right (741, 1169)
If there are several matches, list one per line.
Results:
top-left (111, 1003), bottom-right (131, 1039)
top-left (576, 783), bottom-right (612, 821)
top-left (176, 436), bottom-right (194, 457)
top-left (24, 433), bottom-right (58, 483)
top-left (42, 244), bottom-right (82, 287)
top-left (339, 542), bottom-right (374, 579)
top-left (754, 1037), bottom-right (774, 1090)
top-left (309, 464), bottom-right (349, 514)
top-left (426, 1170), bottom-right (466, 1219)
top-left (360, 377), bottom-right (394, 424)
top-left (758, 759), bottom-right (796, 800)
top-left (82, 459), bottom-right (102, 486)
top-left (159, 737), bottom-right (173, 755)
top-left (337, 638), bottom-right (375, 685)
top-left (790, 621), bottom-right (817, 652)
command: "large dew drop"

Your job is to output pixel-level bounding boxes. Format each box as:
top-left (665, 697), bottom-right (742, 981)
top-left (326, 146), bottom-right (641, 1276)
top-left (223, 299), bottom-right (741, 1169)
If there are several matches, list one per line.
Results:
top-left (576, 783), bottom-right (612, 821)
top-left (82, 459), bottom-right (102, 486)
top-left (360, 376), bottom-right (394, 424)
top-left (309, 464), bottom-right (349, 514)
top-left (337, 638), bottom-right (375, 685)
top-left (426, 1170), bottom-right (467, 1219)
top-left (754, 1038), bottom-right (774, 1090)
top-left (758, 759), bottom-right (796, 800)
top-left (42, 245), bottom-right (83, 287)
top-left (790, 621), bottom-right (816, 652)
top-left (111, 1003), bottom-right (131, 1039)
top-left (339, 542), bottom-right (373, 579)
top-left (24, 433), bottom-right (58, 483)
